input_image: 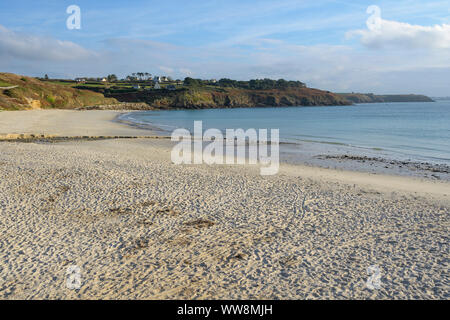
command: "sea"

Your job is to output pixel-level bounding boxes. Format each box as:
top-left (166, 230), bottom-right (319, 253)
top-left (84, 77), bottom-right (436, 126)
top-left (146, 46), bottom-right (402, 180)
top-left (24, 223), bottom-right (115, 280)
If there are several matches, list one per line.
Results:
top-left (119, 100), bottom-right (450, 166)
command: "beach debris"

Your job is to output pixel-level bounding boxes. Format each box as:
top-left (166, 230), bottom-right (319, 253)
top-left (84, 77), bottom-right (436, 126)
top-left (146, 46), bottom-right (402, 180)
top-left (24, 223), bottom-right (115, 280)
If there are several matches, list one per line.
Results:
top-left (0, 133), bottom-right (170, 143)
top-left (316, 154), bottom-right (450, 175)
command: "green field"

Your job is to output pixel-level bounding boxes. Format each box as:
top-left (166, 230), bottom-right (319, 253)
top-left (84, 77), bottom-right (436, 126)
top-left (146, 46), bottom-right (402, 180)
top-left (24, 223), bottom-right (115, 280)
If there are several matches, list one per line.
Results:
top-left (45, 81), bottom-right (78, 87)
top-left (72, 81), bottom-right (184, 94)
top-left (0, 81), bottom-right (13, 87)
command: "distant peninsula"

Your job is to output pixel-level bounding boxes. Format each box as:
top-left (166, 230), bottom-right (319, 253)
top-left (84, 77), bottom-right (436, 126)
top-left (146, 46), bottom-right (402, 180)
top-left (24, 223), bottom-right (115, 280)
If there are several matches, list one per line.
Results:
top-left (431, 97), bottom-right (450, 101)
top-left (338, 93), bottom-right (434, 103)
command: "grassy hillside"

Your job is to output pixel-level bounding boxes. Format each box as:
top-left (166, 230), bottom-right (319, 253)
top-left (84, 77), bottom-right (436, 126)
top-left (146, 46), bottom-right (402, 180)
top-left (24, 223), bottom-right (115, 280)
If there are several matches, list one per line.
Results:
top-left (0, 73), bottom-right (117, 110)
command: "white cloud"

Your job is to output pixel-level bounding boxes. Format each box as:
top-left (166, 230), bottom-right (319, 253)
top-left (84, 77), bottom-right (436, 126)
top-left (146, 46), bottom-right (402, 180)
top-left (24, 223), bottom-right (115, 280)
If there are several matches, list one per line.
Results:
top-left (348, 18), bottom-right (450, 49)
top-left (0, 25), bottom-right (95, 61)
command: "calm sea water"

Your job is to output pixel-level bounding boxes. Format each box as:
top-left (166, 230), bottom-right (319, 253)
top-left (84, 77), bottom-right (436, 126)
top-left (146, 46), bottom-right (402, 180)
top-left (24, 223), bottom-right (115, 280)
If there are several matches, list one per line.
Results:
top-left (121, 101), bottom-right (450, 164)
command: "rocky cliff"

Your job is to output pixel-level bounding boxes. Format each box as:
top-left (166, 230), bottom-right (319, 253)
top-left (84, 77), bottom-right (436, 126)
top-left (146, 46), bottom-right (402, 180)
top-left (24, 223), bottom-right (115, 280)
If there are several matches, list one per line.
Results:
top-left (106, 87), bottom-right (351, 109)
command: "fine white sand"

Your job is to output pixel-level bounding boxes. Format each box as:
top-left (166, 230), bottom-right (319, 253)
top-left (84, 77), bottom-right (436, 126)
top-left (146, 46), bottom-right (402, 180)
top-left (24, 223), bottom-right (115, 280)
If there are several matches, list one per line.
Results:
top-left (0, 110), bottom-right (448, 299)
top-left (0, 109), bottom-right (153, 137)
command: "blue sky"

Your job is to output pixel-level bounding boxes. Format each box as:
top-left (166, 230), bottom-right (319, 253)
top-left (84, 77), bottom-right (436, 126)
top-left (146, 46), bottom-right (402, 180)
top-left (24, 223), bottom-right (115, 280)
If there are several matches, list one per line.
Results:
top-left (1, 0), bottom-right (449, 95)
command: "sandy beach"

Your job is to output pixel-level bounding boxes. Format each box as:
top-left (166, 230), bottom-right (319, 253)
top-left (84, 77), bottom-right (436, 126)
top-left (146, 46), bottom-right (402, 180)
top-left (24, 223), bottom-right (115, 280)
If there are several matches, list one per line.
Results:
top-left (0, 110), bottom-right (448, 299)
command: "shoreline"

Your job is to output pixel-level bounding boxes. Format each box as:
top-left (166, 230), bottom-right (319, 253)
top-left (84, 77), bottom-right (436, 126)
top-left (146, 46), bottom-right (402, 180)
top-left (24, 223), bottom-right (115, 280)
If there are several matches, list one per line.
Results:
top-left (117, 110), bottom-right (450, 181)
top-left (0, 109), bottom-right (448, 204)
top-left (0, 109), bottom-right (449, 299)
top-left (1, 109), bottom-right (449, 185)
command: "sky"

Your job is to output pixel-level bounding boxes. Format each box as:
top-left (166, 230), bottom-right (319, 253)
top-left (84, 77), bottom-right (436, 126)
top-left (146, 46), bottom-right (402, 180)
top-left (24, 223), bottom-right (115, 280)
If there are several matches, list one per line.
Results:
top-left (0, 0), bottom-right (449, 96)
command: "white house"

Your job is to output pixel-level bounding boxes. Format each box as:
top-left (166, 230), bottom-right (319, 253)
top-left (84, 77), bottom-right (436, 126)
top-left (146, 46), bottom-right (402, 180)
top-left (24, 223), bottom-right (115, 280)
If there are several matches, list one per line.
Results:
top-left (153, 76), bottom-right (162, 83)
top-left (101, 78), bottom-right (107, 82)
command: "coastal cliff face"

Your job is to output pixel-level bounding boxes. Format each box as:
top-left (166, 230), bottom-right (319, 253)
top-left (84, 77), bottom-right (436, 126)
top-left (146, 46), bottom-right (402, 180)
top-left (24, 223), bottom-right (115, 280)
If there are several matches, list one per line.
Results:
top-left (0, 73), bottom-right (435, 111)
top-left (106, 87), bottom-right (351, 109)
top-left (0, 73), bottom-right (117, 110)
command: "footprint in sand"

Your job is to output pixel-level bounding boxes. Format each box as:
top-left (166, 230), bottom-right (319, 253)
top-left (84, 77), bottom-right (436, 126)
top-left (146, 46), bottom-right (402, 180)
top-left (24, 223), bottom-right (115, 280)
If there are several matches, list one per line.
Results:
top-left (156, 208), bottom-right (179, 216)
top-left (183, 219), bottom-right (215, 229)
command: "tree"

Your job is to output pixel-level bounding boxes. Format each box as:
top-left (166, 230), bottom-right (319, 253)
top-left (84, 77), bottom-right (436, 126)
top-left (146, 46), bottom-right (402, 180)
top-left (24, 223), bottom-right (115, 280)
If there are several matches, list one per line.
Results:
top-left (276, 79), bottom-right (288, 89)
top-left (137, 72), bottom-right (149, 81)
top-left (127, 74), bottom-right (138, 82)
top-left (184, 77), bottom-right (203, 86)
top-left (44, 74), bottom-right (49, 80)
top-left (107, 74), bottom-right (118, 82)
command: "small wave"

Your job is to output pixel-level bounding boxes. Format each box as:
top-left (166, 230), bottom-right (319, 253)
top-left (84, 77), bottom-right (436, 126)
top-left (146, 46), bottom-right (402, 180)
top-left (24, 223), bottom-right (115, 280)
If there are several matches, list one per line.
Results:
top-left (296, 139), bottom-right (349, 146)
top-left (119, 113), bottom-right (179, 133)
